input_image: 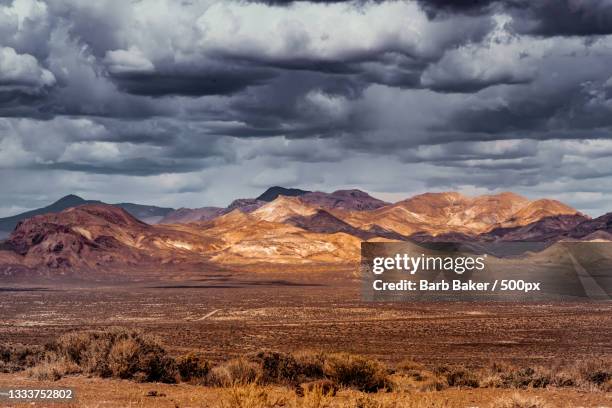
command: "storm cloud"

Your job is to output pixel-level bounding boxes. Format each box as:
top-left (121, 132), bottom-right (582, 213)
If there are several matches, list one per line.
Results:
top-left (1, 0), bottom-right (612, 216)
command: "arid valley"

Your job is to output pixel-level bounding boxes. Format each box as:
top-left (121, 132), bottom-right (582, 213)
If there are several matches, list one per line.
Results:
top-left (2, 277), bottom-right (611, 367)
top-left (1, 274), bottom-right (611, 407)
top-left (0, 188), bottom-right (611, 407)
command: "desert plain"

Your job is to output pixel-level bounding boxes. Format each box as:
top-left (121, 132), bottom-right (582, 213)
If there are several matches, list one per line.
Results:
top-left (0, 267), bottom-right (611, 407)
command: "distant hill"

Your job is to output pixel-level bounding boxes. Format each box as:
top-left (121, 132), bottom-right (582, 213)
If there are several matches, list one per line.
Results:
top-left (0, 195), bottom-right (100, 236)
top-left (256, 186), bottom-right (310, 202)
top-left (159, 207), bottom-right (225, 224)
top-left (0, 195), bottom-right (174, 236)
top-left (113, 202), bottom-right (174, 224)
top-left (301, 189), bottom-right (389, 211)
top-left (159, 199), bottom-right (267, 225)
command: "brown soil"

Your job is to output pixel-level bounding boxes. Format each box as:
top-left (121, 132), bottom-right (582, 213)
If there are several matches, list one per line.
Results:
top-left (1, 271), bottom-right (610, 367)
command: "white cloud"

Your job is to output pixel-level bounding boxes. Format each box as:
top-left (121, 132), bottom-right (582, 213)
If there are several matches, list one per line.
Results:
top-left (0, 46), bottom-right (55, 92)
top-left (104, 47), bottom-right (155, 74)
top-left (421, 16), bottom-right (540, 91)
top-left (302, 90), bottom-right (350, 121)
top-left (195, 1), bottom-right (489, 62)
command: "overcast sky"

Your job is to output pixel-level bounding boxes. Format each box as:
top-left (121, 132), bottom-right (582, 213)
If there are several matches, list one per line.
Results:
top-left (1, 0), bottom-right (612, 216)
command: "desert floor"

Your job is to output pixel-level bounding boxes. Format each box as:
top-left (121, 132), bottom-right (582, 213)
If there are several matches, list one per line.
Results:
top-left (0, 268), bottom-right (611, 407)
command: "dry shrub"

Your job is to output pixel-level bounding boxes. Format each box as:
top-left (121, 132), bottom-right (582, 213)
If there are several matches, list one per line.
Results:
top-left (176, 352), bottom-right (210, 383)
top-left (480, 373), bottom-right (504, 388)
top-left (220, 384), bottom-right (285, 408)
top-left (250, 351), bottom-right (300, 384)
top-left (44, 327), bottom-right (176, 382)
top-left (548, 370), bottom-right (575, 388)
top-left (482, 360), bottom-right (612, 390)
top-left (480, 361), bottom-right (509, 388)
top-left (490, 393), bottom-right (550, 408)
top-left (573, 359), bottom-right (611, 388)
top-left (293, 350), bottom-right (326, 380)
top-left (476, 363), bottom-right (549, 389)
top-left (498, 367), bottom-right (550, 389)
top-left (209, 358), bottom-right (262, 387)
top-left (323, 353), bottom-right (391, 392)
top-left (444, 366), bottom-right (479, 388)
top-left (0, 343), bottom-right (43, 372)
top-left (107, 338), bottom-right (142, 379)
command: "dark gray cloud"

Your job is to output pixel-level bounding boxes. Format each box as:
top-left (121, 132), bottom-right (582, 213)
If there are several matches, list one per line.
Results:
top-left (416, 0), bottom-right (498, 17)
top-left (1, 0), bottom-right (612, 216)
top-left (109, 69), bottom-right (276, 97)
top-left (420, 0), bottom-right (612, 37)
top-left (509, 0), bottom-right (612, 37)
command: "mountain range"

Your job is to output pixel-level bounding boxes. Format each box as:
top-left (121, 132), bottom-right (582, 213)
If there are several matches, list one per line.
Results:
top-left (1, 187), bottom-right (610, 280)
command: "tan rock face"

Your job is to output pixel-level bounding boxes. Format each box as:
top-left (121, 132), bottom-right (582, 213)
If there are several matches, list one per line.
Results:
top-left (340, 192), bottom-right (580, 237)
top-left (250, 196), bottom-right (318, 223)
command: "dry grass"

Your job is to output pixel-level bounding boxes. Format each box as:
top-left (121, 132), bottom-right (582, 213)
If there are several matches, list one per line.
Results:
top-left (297, 379), bottom-right (338, 397)
top-left (209, 357), bottom-right (263, 387)
top-left (349, 393), bottom-right (453, 408)
top-left (1, 371), bottom-right (610, 408)
top-left (490, 393), bottom-right (550, 408)
top-left (299, 383), bottom-right (335, 408)
top-left (27, 359), bottom-right (80, 381)
top-left (217, 384), bottom-right (454, 408)
top-left (220, 383), bottom-right (286, 408)
top-left (391, 360), bottom-right (447, 393)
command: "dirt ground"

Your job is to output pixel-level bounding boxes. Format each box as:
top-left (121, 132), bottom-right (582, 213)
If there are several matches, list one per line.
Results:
top-left (0, 373), bottom-right (610, 408)
top-left (1, 270), bottom-right (610, 366)
top-left (0, 269), bottom-right (611, 407)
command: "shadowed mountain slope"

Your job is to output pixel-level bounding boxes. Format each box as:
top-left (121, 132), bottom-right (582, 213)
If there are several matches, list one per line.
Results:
top-left (300, 189), bottom-right (389, 211)
top-left (0, 195), bottom-right (174, 235)
top-left (484, 214), bottom-right (589, 242)
top-left (568, 212), bottom-right (612, 239)
top-left (287, 209), bottom-right (406, 241)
